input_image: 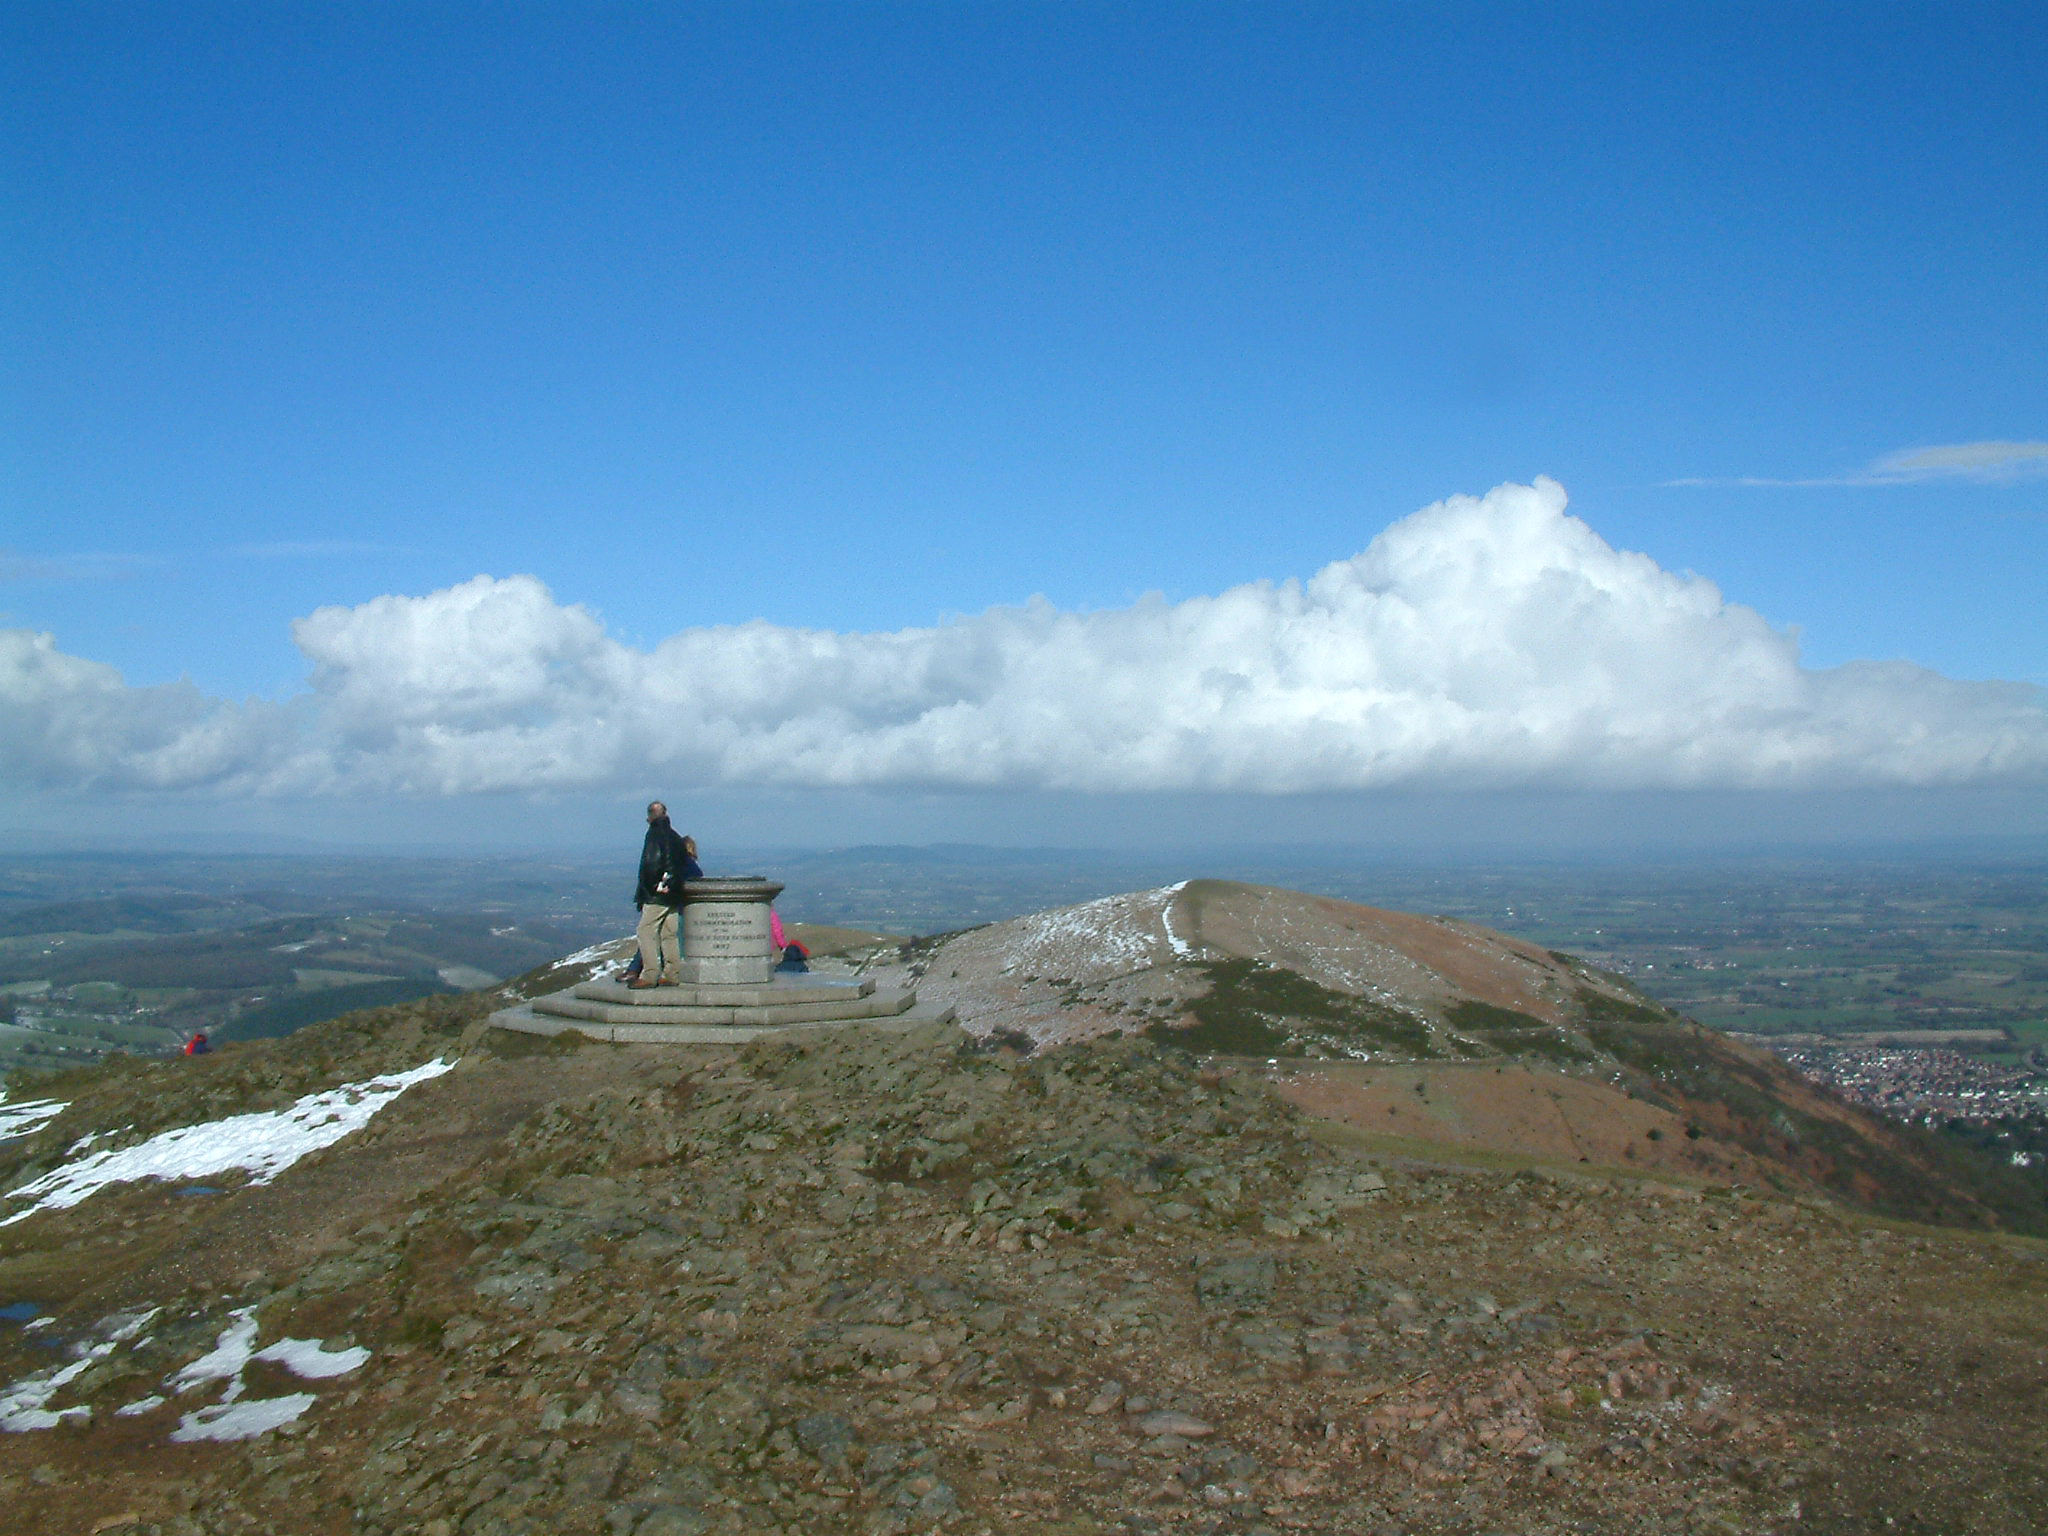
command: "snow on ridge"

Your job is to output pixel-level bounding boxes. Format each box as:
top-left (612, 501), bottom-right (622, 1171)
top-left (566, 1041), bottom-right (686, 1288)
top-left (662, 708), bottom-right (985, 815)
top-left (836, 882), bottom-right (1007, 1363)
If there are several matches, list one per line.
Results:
top-left (1160, 880), bottom-right (1195, 958)
top-left (0, 1097), bottom-right (64, 1145)
top-left (988, 884), bottom-right (1196, 980)
top-left (0, 1058), bottom-right (456, 1228)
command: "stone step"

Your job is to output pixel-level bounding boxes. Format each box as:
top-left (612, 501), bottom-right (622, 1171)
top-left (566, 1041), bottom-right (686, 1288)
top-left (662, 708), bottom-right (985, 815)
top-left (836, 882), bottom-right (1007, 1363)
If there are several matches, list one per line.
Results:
top-left (489, 997), bottom-right (958, 1045)
top-left (532, 984), bottom-right (919, 1028)
top-left (572, 976), bottom-right (875, 1009)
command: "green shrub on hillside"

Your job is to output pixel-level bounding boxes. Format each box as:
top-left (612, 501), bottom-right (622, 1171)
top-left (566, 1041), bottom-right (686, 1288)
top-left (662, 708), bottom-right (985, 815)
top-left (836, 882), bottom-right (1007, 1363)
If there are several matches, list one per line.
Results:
top-left (1148, 958), bottom-right (1447, 1059)
top-left (1444, 999), bottom-right (1595, 1062)
top-left (1575, 986), bottom-right (1668, 1025)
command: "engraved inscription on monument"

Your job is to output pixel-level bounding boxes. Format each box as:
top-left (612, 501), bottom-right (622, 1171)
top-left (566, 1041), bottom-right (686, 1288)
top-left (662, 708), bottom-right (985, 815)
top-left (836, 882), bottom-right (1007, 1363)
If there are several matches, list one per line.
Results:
top-left (689, 905), bottom-right (756, 956)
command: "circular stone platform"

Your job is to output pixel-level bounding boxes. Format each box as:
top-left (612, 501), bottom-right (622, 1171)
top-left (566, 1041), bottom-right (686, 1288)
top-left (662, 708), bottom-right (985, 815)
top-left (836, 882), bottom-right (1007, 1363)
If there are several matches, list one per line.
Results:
top-left (488, 875), bottom-right (955, 1041)
top-left (488, 974), bottom-right (958, 1044)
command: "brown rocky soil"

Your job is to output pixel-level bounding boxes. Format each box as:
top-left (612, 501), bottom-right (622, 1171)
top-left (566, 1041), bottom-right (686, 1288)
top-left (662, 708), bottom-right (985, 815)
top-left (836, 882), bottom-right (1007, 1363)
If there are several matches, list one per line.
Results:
top-left (1174, 882), bottom-right (1584, 1025)
top-left (3, 1009), bottom-right (2044, 1536)
top-left (1264, 1060), bottom-right (1779, 1186)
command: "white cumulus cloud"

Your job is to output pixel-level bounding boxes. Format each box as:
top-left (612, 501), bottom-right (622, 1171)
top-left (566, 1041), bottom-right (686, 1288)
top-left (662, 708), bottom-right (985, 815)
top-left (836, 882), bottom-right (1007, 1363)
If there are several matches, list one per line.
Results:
top-left (0, 630), bottom-right (295, 791)
top-left (3, 479), bottom-right (2044, 797)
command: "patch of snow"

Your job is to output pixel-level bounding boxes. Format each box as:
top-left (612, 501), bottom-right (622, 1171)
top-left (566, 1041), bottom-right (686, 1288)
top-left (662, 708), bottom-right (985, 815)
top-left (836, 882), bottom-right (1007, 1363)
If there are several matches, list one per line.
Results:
top-left (0, 1308), bottom-right (156, 1433)
top-left (255, 1336), bottom-right (372, 1379)
top-left (116, 1394), bottom-right (166, 1416)
top-left (170, 1308), bottom-right (260, 1393)
top-left (0, 1098), bottom-right (63, 1144)
top-left (172, 1393), bottom-right (318, 1442)
top-left (0, 1058), bottom-right (455, 1227)
top-left (163, 1304), bottom-right (369, 1443)
top-left (171, 1306), bottom-right (372, 1391)
top-left (549, 939), bottom-right (627, 972)
top-left (1, 1355), bottom-right (95, 1431)
top-left (1160, 880), bottom-right (1194, 958)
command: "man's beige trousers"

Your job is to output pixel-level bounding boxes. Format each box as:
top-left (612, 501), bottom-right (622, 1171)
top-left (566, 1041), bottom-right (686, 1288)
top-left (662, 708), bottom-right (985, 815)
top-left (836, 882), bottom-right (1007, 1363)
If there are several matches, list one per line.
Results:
top-left (635, 902), bottom-right (680, 982)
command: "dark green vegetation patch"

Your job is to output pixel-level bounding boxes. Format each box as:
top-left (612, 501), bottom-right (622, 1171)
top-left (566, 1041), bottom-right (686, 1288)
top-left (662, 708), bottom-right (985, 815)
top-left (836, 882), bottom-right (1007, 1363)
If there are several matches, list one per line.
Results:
top-left (1148, 957), bottom-right (1450, 1059)
top-left (1445, 999), bottom-right (1550, 1033)
top-left (227, 977), bottom-right (460, 1041)
top-left (0, 893), bottom-right (265, 939)
top-left (1575, 986), bottom-right (1668, 1025)
top-left (1443, 1000), bottom-right (1594, 1063)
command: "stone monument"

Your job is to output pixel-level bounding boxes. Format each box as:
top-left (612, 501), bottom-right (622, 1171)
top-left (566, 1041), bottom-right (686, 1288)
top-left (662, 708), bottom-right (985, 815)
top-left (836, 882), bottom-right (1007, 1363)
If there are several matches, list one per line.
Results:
top-left (675, 876), bottom-right (784, 984)
top-left (489, 874), bottom-right (953, 1044)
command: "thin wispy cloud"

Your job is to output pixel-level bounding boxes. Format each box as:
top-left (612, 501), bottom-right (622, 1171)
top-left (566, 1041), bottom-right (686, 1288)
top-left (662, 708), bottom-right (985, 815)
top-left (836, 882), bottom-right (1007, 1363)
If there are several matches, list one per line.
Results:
top-left (1666, 439), bottom-right (2048, 488)
top-left (228, 540), bottom-right (408, 559)
top-left (0, 550), bottom-right (156, 583)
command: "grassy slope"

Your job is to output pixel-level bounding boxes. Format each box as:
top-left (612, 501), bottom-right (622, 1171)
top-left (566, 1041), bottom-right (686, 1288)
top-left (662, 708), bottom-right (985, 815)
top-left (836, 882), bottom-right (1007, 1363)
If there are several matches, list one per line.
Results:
top-left (1145, 952), bottom-right (2048, 1239)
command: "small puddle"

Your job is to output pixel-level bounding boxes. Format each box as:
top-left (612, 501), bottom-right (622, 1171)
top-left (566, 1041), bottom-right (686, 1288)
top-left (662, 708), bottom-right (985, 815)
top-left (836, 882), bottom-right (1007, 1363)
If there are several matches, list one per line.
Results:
top-left (0, 1301), bottom-right (47, 1324)
top-left (174, 1185), bottom-right (224, 1198)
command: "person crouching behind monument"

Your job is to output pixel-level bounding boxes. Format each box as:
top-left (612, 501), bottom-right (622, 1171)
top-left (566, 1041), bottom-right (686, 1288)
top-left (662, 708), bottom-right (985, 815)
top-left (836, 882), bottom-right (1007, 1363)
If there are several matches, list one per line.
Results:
top-left (631, 802), bottom-right (700, 988)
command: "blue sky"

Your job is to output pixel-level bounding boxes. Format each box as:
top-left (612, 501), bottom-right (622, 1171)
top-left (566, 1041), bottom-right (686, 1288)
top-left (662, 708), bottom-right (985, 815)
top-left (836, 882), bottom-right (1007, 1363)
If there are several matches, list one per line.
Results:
top-left (3, 2), bottom-right (2044, 848)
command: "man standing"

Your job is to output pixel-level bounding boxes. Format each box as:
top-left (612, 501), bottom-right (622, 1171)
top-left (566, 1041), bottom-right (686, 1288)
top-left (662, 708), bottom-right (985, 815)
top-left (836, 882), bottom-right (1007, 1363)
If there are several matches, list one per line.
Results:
top-left (632, 801), bottom-right (691, 988)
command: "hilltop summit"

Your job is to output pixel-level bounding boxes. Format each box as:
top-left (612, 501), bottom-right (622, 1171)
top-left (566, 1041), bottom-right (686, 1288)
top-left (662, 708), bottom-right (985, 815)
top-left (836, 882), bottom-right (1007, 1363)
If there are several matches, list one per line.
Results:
top-left (0, 886), bottom-right (2042, 1535)
top-left (912, 879), bottom-right (1641, 1050)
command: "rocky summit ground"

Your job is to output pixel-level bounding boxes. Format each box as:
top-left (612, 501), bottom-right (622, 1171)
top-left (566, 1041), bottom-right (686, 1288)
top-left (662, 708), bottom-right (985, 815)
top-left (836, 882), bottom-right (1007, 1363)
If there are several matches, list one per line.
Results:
top-left (0, 983), bottom-right (2044, 1536)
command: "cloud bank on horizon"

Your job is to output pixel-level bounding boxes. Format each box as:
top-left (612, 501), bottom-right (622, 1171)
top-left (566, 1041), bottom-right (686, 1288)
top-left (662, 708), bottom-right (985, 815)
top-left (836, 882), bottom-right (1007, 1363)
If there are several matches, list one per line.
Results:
top-left (4, 480), bottom-right (2045, 799)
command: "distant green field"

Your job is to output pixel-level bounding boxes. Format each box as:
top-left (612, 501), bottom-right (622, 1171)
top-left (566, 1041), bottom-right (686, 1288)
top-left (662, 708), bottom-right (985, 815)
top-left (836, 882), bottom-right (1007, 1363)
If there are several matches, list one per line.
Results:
top-left (292, 967), bottom-right (402, 990)
top-left (2003, 1019), bottom-right (2048, 1049)
top-left (33, 1012), bottom-right (116, 1032)
top-left (24, 1014), bottom-right (177, 1049)
top-left (0, 860), bottom-right (607, 1070)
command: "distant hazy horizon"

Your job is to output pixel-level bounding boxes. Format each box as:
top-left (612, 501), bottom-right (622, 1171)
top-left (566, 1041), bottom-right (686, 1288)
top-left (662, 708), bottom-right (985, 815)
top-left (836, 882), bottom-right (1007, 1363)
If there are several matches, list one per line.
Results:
top-left (4, 786), bottom-right (2044, 865)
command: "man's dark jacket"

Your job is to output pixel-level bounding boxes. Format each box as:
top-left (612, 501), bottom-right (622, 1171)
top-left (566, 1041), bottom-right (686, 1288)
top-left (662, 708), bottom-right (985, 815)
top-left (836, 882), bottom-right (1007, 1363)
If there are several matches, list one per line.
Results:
top-left (634, 817), bottom-right (700, 907)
